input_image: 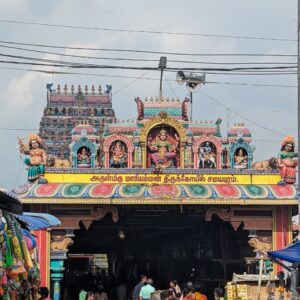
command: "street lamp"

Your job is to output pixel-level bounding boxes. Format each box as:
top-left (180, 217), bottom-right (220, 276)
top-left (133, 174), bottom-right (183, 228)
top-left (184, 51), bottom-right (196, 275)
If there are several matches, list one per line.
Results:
top-left (159, 56), bottom-right (167, 99)
top-left (176, 71), bottom-right (206, 122)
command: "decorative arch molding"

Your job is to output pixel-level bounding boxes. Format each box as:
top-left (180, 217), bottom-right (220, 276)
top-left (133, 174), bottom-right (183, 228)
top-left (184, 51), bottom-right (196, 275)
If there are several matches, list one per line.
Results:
top-left (103, 134), bottom-right (134, 168)
top-left (50, 205), bottom-right (119, 230)
top-left (193, 135), bottom-right (223, 169)
top-left (229, 138), bottom-right (254, 169)
top-left (140, 113), bottom-right (187, 168)
top-left (70, 137), bottom-right (99, 168)
top-left (205, 207), bottom-right (273, 231)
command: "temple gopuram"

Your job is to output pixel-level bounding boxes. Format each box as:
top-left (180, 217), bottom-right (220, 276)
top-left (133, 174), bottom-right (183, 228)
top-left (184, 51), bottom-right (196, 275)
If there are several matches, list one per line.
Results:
top-left (12, 84), bottom-right (298, 299)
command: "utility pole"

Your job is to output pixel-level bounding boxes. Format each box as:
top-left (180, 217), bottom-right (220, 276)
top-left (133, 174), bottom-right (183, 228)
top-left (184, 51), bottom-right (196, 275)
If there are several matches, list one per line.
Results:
top-left (190, 92), bottom-right (193, 124)
top-left (298, 0), bottom-right (300, 237)
top-left (226, 108), bottom-right (229, 143)
top-left (293, 2), bottom-right (300, 300)
top-left (159, 57), bottom-right (167, 99)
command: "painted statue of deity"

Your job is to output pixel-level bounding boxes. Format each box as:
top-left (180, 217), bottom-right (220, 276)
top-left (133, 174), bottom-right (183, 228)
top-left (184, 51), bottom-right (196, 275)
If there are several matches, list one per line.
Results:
top-left (110, 141), bottom-right (127, 168)
top-left (148, 128), bottom-right (179, 168)
top-left (18, 134), bottom-right (47, 183)
top-left (278, 135), bottom-right (298, 185)
top-left (77, 147), bottom-right (91, 168)
top-left (199, 142), bottom-right (217, 169)
top-left (234, 148), bottom-right (248, 169)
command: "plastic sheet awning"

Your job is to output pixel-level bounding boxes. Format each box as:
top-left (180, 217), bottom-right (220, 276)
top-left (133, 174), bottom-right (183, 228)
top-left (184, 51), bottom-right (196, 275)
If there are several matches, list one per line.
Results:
top-left (15, 213), bottom-right (61, 231)
top-left (268, 241), bottom-right (300, 263)
top-left (0, 190), bottom-right (22, 214)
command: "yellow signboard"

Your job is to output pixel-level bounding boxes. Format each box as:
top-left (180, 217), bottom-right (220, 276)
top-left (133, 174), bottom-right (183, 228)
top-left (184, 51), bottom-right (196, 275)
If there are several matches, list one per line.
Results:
top-left (45, 172), bottom-right (281, 185)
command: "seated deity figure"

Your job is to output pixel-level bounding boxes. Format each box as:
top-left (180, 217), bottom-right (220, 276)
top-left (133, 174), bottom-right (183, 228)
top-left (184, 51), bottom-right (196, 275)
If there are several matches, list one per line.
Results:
top-left (77, 147), bottom-right (91, 168)
top-left (148, 129), bottom-right (179, 169)
top-left (18, 134), bottom-right (48, 183)
top-left (234, 148), bottom-right (248, 169)
top-left (110, 141), bottom-right (127, 168)
top-left (199, 142), bottom-right (216, 169)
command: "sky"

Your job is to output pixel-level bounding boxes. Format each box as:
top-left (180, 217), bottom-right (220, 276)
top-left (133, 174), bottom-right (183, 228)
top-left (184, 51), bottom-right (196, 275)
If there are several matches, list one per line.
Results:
top-left (0, 0), bottom-right (297, 190)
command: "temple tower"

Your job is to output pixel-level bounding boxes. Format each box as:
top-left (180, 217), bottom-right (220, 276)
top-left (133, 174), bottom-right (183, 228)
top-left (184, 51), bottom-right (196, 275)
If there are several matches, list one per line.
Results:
top-left (39, 84), bottom-right (115, 159)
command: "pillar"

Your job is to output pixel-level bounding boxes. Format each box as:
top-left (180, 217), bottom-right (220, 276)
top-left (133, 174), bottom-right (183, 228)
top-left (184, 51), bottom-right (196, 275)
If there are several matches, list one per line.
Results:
top-left (50, 231), bottom-right (74, 300)
top-left (50, 258), bottom-right (66, 300)
top-left (273, 206), bottom-right (292, 272)
top-left (35, 229), bottom-right (51, 288)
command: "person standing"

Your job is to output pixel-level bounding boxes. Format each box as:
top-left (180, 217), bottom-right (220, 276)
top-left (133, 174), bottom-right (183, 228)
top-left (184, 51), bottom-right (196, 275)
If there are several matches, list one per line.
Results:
top-left (95, 285), bottom-right (108, 300)
top-left (182, 287), bottom-right (194, 300)
top-left (86, 292), bottom-right (95, 300)
top-left (139, 278), bottom-right (155, 300)
top-left (213, 288), bottom-right (224, 300)
top-left (116, 282), bottom-right (127, 300)
top-left (39, 287), bottom-right (52, 300)
top-left (132, 275), bottom-right (147, 300)
top-left (194, 283), bottom-right (207, 300)
top-left (169, 280), bottom-right (182, 300)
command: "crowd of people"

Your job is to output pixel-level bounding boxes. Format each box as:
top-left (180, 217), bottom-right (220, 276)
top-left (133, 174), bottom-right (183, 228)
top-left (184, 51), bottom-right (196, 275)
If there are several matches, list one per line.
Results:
top-left (79, 275), bottom-right (224, 300)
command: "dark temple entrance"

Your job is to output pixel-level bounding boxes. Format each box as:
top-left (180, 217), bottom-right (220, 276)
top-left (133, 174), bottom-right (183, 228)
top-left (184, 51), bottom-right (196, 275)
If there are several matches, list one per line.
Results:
top-left (64, 206), bottom-right (252, 299)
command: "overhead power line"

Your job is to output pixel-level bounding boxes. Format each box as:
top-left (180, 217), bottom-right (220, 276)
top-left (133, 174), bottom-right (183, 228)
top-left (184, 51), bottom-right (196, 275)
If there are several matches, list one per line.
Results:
top-left (0, 60), bottom-right (296, 75)
top-left (0, 53), bottom-right (296, 75)
top-left (0, 128), bottom-right (38, 131)
top-left (0, 66), bottom-right (296, 88)
top-left (0, 40), bottom-right (296, 57)
top-left (0, 43), bottom-right (296, 66)
top-left (0, 19), bottom-right (296, 42)
top-left (201, 91), bottom-right (286, 136)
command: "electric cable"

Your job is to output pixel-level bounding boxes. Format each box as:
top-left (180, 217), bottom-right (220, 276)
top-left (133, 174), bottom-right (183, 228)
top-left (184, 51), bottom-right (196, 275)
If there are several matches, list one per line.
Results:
top-left (0, 40), bottom-right (296, 57)
top-left (0, 66), bottom-right (296, 88)
top-left (0, 43), bottom-right (295, 65)
top-left (0, 19), bottom-right (296, 42)
top-left (200, 91), bottom-right (286, 136)
top-left (114, 71), bottom-right (150, 95)
top-left (0, 53), bottom-right (296, 74)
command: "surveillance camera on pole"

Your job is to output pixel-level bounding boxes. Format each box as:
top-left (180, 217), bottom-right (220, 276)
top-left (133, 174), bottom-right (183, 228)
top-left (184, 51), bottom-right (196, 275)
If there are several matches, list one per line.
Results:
top-left (176, 71), bottom-right (206, 122)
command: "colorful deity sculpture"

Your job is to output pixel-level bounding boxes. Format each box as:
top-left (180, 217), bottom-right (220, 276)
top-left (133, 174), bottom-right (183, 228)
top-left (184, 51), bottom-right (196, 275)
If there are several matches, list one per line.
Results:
top-left (278, 135), bottom-right (298, 185)
top-left (199, 142), bottom-right (217, 169)
top-left (110, 141), bottom-right (127, 168)
top-left (18, 134), bottom-right (48, 184)
top-left (77, 147), bottom-right (91, 168)
top-left (234, 148), bottom-right (248, 169)
top-left (148, 128), bottom-right (179, 169)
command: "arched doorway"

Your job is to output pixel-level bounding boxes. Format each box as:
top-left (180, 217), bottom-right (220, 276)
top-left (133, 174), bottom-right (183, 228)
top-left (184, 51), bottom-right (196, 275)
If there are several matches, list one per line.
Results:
top-left (64, 206), bottom-right (252, 300)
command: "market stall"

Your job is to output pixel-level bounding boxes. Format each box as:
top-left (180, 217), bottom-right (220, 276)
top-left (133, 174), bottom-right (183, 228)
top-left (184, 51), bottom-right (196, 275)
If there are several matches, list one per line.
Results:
top-left (0, 190), bottom-right (60, 299)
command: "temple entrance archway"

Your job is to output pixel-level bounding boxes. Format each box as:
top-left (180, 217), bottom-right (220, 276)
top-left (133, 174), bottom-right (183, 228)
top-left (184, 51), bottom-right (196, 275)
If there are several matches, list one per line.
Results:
top-left (64, 206), bottom-right (253, 300)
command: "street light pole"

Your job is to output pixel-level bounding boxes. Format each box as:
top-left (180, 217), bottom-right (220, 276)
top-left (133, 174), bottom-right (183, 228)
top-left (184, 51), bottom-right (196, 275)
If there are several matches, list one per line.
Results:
top-left (159, 57), bottom-right (167, 99)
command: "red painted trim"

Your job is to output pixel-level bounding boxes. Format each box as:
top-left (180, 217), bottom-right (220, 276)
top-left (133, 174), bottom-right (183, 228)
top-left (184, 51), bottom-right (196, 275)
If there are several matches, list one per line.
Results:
top-left (34, 230), bottom-right (50, 288)
top-left (274, 207), bottom-right (291, 272)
